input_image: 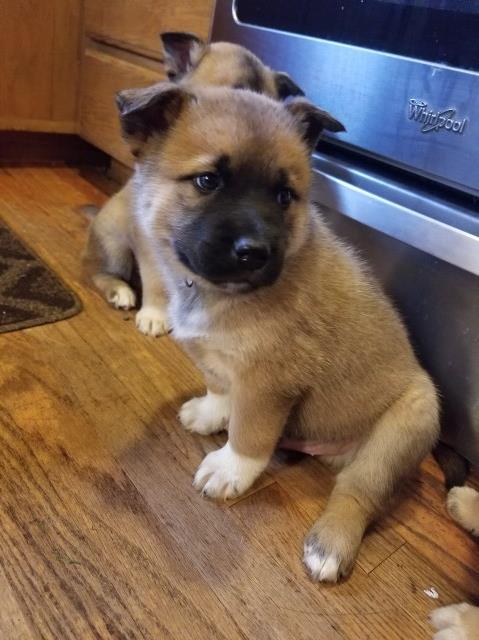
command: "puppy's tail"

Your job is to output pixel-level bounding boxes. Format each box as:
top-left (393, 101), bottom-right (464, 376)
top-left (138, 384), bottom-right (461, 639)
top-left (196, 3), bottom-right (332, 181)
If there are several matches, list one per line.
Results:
top-left (433, 441), bottom-right (470, 490)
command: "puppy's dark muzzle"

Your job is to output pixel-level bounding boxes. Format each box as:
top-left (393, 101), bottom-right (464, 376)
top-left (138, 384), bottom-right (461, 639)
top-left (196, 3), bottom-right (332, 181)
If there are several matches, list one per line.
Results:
top-left (233, 237), bottom-right (271, 272)
top-left (174, 205), bottom-right (286, 290)
top-left (176, 235), bottom-right (283, 290)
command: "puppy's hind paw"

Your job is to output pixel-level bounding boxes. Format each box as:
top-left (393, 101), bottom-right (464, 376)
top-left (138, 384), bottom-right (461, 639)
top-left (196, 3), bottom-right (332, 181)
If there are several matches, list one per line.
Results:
top-left (107, 283), bottom-right (136, 310)
top-left (135, 305), bottom-right (169, 337)
top-left (430, 603), bottom-right (479, 640)
top-left (447, 487), bottom-right (479, 536)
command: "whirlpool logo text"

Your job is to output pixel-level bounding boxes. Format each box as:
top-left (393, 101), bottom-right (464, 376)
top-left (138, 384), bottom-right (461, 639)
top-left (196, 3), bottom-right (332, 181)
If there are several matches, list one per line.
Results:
top-left (408, 99), bottom-right (467, 134)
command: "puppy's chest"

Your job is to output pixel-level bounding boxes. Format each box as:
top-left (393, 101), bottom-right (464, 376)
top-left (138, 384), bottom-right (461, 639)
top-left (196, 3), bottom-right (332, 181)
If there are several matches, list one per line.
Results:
top-left (169, 288), bottom-right (233, 381)
top-left (169, 287), bottom-right (210, 341)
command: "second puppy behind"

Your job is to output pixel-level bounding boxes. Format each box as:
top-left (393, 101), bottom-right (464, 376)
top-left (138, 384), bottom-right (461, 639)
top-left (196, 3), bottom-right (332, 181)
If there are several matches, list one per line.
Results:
top-left (84, 32), bottom-right (306, 336)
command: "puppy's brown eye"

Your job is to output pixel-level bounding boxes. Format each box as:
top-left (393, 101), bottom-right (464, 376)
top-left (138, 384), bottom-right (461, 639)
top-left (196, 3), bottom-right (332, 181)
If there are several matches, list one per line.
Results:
top-left (194, 173), bottom-right (223, 193)
top-left (277, 188), bottom-right (294, 207)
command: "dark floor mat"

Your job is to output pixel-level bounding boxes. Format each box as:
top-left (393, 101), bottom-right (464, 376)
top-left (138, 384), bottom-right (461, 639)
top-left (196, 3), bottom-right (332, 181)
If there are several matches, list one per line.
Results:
top-left (0, 220), bottom-right (82, 334)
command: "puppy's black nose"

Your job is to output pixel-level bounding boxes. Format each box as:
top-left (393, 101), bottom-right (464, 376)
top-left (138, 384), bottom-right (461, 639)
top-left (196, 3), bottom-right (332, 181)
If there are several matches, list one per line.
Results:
top-left (233, 238), bottom-right (270, 271)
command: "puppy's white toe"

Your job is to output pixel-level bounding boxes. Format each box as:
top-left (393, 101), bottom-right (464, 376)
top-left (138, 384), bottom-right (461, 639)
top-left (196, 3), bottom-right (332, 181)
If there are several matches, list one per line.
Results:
top-left (303, 516), bottom-right (360, 583)
top-left (303, 542), bottom-right (340, 583)
top-left (179, 392), bottom-right (230, 436)
top-left (135, 305), bottom-right (169, 337)
top-left (432, 629), bottom-right (467, 640)
top-left (447, 487), bottom-right (479, 535)
top-left (108, 283), bottom-right (136, 310)
top-left (193, 443), bottom-right (267, 500)
top-left (430, 604), bottom-right (470, 629)
top-left (430, 603), bottom-right (475, 640)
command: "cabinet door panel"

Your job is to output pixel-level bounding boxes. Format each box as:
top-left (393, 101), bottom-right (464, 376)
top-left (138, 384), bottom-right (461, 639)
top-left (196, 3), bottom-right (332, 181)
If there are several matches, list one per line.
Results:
top-left (84, 0), bottom-right (214, 59)
top-left (80, 49), bottom-right (162, 166)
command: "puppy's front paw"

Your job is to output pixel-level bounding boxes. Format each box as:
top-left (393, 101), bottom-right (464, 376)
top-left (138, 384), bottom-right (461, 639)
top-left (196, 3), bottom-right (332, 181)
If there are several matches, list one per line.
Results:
top-left (430, 603), bottom-right (479, 640)
top-left (447, 487), bottom-right (479, 536)
top-left (107, 283), bottom-right (136, 310)
top-left (135, 305), bottom-right (169, 337)
top-left (303, 516), bottom-right (362, 583)
top-left (193, 443), bottom-right (267, 501)
top-left (179, 392), bottom-right (230, 436)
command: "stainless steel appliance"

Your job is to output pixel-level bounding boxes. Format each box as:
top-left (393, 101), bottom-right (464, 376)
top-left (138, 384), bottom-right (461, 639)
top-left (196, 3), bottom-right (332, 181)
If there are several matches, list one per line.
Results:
top-left (211, 0), bottom-right (479, 465)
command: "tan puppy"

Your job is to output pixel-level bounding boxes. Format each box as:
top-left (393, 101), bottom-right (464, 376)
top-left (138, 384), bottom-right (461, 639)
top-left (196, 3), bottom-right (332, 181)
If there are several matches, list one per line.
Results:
top-left (115, 81), bottom-right (439, 581)
top-left (84, 32), bottom-right (304, 336)
top-left (430, 487), bottom-right (479, 639)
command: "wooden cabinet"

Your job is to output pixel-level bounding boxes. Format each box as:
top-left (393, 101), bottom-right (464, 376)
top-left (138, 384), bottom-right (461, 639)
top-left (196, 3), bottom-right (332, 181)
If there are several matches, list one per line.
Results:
top-left (0, 0), bottom-right (82, 133)
top-left (0, 0), bottom-right (215, 164)
top-left (79, 0), bottom-right (215, 166)
top-left (84, 0), bottom-right (213, 60)
top-left (80, 49), bottom-right (162, 167)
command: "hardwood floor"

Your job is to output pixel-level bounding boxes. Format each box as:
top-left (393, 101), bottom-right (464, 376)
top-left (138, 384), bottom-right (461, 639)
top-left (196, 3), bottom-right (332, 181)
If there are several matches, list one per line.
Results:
top-left (0, 166), bottom-right (477, 640)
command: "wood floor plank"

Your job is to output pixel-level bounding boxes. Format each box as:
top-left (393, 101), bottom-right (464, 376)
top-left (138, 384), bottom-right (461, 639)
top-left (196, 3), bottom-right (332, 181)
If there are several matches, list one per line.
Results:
top-left (0, 166), bottom-right (477, 640)
top-left (117, 420), bottom-right (343, 639)
top-left (371, 543), bottom-right (472, 637)
top-left (373, 455), bottom-right (479, 596)
top-left (0, 364), bottom-right (245, 640)
top-left (230, 482), bottom-right (429, 639)
top-left (0, 563), bottom-right (37, 640)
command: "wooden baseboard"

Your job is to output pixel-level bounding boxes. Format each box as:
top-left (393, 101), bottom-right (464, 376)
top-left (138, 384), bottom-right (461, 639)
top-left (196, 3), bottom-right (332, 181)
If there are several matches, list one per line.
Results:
top-left (79, 159), bottom-right (132, 196)
top-left (108, 158), bottom-right (132, 184)
top-left (0, 131), bottom-right (110, 167)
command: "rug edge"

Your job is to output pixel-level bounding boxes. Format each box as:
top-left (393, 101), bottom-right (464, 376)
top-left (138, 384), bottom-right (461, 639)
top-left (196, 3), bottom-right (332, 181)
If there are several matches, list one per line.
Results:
top-left (0, 218), bottom-right (83, 334)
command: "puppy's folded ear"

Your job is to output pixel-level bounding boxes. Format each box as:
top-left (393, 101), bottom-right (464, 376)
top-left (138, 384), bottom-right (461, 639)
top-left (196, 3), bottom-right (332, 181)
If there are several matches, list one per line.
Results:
top-left (160, 32), bottom-right (206, 80)
top-left (286, 98), bottom-right (346, 152)
top-left (116, 82), bottom-right (191, 155)
top-left (274, 72), bottom-right (305, 100)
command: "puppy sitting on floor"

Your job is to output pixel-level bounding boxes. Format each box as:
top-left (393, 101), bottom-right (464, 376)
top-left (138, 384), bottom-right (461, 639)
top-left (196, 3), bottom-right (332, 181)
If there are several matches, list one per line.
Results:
top-left (115, 81), bottom-right (439, 582)
top-left (84, 32), bottom-right (304, 337)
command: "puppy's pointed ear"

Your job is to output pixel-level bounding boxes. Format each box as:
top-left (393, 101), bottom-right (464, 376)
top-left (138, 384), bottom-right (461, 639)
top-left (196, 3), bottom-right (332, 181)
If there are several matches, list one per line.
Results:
top-left (160, 32), bottom-right (206, 80)
top-left (116, 82), bottom-right (191, 155)
top-left (285, 98), bottom-right (346, 152)
top-left (274, 71), bottom-right (305, 100)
